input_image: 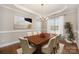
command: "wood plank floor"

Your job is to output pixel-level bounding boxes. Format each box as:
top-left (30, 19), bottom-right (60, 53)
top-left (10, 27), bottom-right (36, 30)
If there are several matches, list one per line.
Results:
top-left (0, 40), bottom-right (79, 54)
top-left (59, 40), bottom-right (79, 54)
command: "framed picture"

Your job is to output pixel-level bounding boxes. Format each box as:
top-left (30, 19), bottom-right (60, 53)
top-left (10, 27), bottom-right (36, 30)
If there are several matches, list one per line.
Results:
top-left (14, 16), bottom-right (32, 29)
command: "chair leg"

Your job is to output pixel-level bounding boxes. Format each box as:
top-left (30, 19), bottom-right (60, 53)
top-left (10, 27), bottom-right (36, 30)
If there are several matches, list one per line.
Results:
top-left (53, 47), bottom-right (57, 54)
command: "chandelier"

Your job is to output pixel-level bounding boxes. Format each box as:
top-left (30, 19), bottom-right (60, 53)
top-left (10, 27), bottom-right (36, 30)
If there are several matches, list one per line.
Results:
top-left (40, 4), bottom-right (48, 21)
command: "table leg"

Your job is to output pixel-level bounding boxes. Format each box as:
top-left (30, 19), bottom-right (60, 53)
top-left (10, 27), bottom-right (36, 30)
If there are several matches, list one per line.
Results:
top-left (33, 46), bottom-right (44, 54)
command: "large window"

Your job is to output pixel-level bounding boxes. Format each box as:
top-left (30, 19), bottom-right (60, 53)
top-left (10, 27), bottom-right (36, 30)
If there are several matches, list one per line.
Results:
top-left (47, 16), bottom-right (64, 35)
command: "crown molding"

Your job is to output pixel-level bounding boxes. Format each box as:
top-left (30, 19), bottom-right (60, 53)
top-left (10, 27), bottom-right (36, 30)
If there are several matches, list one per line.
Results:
top-left (14, 4), bottom-right (41, 16)
top-left (47, 5), bottom-right (68, 17)
top-left (0, 5), bottom-right (34, 16)
top-left (14, 4), bottom-right (68, 17)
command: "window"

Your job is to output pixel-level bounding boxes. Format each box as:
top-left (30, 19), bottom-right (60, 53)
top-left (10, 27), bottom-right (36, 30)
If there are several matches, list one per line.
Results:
top-left (47, 16), bottom-right (64, 35)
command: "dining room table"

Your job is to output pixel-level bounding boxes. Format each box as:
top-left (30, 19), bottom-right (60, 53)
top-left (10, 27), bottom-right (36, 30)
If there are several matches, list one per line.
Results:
top-left (24, 33), bottom-right (56, 54)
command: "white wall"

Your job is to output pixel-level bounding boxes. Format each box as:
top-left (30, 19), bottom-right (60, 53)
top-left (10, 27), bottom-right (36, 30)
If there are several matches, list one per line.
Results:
top-left (49, 10), bottom-right (77, 33)
top-left (49, 9), bottom-right (78, 44)
top-left (32, 17), bottom-right (41, 31)
top-left (64, 11), bottom-right (77, 32)
top-left (0, 6), bottom-right (36, 31)
top-left (77, 8), bottom-right (79, 49)
top-left (0, 5), bottom-right (78, 48)
top-left (51, 10), bottom-right (77, 32)
top-left (0, 6), bottom-right (35, 47)
top-left (0, 6), bottom-right (14, 31)
top-left (64, 10), bottom-right (78, 46)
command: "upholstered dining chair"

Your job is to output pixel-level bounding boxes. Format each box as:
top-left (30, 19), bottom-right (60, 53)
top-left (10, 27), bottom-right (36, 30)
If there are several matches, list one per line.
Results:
top-left (51, 34), bottom-right (60, 54)
top-left (33, 32), bottom-right (38, 35)
top-left (27, 32), bottom-right (32, 36)
top-left (32, 32), bottom-right (37, 35)
top-left (42, 36), bottom-right (57, 54)
top-left (37, 31), bottom-right (41, 34)
top-left (17, 37), bottom-right (36, 54)
top-left (17, 48), bottom-right (22, 54)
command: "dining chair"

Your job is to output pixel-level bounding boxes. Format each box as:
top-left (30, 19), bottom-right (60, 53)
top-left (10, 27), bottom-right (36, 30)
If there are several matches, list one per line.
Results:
top-left (18, 37), bottom-right (36, 54)
top-left (42, 36), bottom-right (57, 54)
top-left (32, 32), bottom-right (37, 35)
top-left (37, 31), bottom-right (41, 34)
top-left (51, 35), bottom-right (60, 54)
top-left (17, 48), bottom-right (22, 54)
top-left (27, 32), bottom-right (32, 36)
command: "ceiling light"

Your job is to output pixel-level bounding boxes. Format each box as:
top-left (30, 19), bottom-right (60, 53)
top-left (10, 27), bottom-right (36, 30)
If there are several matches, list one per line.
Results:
top-left (41, 4), bottom-right (44, 6)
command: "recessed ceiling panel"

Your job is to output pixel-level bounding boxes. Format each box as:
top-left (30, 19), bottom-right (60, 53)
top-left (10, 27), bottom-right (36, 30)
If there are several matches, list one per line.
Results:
top-left (15, 4), bottom-right (66, 16)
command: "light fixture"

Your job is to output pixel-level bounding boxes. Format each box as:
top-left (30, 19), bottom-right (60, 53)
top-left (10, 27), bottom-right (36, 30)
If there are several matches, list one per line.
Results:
top-left (40, 4), bottom-right (48, 21)
top-left (41, 4), bottom-right (44, 15)
top-left (41, 4), bottom-right (44, 6)
top-left (40, 16), bottom-right (48, 22)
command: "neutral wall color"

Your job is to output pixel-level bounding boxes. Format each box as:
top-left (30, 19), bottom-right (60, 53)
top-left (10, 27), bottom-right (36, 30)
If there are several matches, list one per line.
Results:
top-left (49, 9), bottom-right (78, 47)
top-left (64, 11), bottom-right (77, 32)
top-left (49, 9), bottom-right (77, 33)
top-left (77, 8), bottom-right (79, 49)
top-left (0, 6), bottom-right (36, 47)
top-left (0, 6), bottom-right (78, 48)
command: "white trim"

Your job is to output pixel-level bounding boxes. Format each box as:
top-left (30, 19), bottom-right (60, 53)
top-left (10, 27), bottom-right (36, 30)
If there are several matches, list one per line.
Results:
top-left (0, 5), bottom-right (34, 16)
top-left (0, 29), bottom-right (41, 34)
top-left (47, 5), bottom-right (68, 17)
top-left (49, 8), bottom-right (76, 19)
top-left (0, 30), bottom-right (31, 34)
top-left (14, 4), bottom-right (68, 17)
top-left (14, 4), bottom-right (40, 16)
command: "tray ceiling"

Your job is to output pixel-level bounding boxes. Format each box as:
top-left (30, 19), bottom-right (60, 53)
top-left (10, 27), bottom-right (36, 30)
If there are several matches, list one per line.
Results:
top-left (14, 4), bottom-right (67, 17)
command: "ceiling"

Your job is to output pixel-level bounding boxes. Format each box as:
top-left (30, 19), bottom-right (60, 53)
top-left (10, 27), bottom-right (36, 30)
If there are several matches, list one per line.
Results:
top-left (14, 4), bottom-right (67, 17)
top-left (14, 4), bottom-right (79, 17)
top-left (1, 4), bottom-right (79, 17)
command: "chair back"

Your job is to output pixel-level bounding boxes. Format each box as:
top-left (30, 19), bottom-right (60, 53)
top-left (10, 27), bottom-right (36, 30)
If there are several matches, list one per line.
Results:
top-left (38, 31), bottom-right (41, 34)
top-left (19, 37), bottom-right (30, 53)
top-left (52, 34), bottom-right (61, 49)
top-left (48, 36), bottom-right (57, 47)
top-left (48, 34), bottom-right (60, 48)
top-left (27, 32), bottom-right (32, 36)
top-left (55, 34), bottom-right (61, 44)
top-left (33, 32), bottom-right (37, 35)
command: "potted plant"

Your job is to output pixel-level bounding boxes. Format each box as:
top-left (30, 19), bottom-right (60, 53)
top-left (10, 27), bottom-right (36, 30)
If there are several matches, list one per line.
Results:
top-left (64, 22), bottom-right (75, 43)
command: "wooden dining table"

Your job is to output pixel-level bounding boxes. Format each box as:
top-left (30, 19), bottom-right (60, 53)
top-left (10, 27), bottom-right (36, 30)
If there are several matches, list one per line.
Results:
top-left (24, 33), bottom-right (56, 54)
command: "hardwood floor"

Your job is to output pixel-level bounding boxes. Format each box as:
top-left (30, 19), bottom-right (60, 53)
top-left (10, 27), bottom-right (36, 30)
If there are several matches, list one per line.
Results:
top-left (0, 43), bottom-right (21, 54)
top-left (59, 39), bottom-right (79, 54)
top-left (0, 40), bottom-right (79, 54)
top-left (63, 43), bottom-right (79, 54)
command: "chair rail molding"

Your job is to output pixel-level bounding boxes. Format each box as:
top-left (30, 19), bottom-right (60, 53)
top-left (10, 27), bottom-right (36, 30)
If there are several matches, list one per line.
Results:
top-left (0, 30), bottom-right (32, 34)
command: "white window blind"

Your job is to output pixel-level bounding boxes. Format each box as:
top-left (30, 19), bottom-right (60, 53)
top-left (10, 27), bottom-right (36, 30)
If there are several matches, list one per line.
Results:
top-left (47, 16), bottom-right (64, 35)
